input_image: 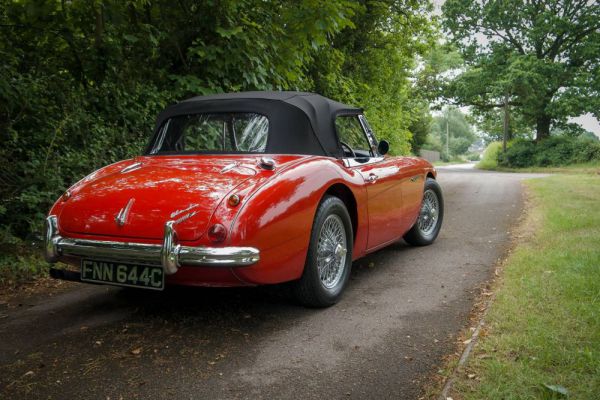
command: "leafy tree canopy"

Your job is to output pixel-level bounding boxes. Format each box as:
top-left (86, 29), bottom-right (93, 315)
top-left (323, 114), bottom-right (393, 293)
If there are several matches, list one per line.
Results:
top-left (443, 0), bottom-right (600, 140)
top-left (0, 0), bottom-right (436, 242)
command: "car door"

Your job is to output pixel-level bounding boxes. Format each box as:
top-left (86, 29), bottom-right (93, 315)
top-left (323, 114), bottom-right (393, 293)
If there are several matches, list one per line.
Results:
top-left (356, 115), bottom-right (427, 239)
top-left (396, 157), bottom-right (426, 233)
top-left (335, 114), bottom-right (404, 250)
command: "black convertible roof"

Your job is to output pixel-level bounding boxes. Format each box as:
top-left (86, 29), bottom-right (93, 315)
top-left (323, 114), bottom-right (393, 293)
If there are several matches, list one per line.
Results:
top-left (152, 91), bottom-right (363, 157)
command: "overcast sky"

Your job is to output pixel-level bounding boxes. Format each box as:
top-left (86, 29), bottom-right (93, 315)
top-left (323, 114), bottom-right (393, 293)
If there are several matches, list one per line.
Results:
top-left (430, 0), bottom-right (600, 136)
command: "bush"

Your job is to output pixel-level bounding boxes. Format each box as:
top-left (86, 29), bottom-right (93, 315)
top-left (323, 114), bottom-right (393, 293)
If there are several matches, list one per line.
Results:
top-left (1, 0), bottom-right (435, 253)
top-left (497, 140), bottom-right (536, 167)
top-left (498, 136), bottom-right (600, 168)
top-left (477, 142), bottom-right (502, 169)
top-left (466, 152), bottom-right (481, 161)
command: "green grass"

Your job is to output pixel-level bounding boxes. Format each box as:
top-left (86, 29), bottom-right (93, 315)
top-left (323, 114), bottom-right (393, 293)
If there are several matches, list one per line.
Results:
top-left (433, 160), bottom-right (466, 166)
top-left (453, 175), bottom-right (600, 399)
top-left (433, 156), bottom-right (471, 166)
top-left (489, 161), bottom-right (600, 175)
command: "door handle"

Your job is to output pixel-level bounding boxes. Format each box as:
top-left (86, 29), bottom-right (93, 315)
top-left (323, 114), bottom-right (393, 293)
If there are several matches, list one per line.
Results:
top-left (366, 173), bottom-right (378, 183)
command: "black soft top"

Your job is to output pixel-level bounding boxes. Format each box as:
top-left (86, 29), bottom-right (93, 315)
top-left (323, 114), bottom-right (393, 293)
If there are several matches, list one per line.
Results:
top-left (152, 91), bottom-right (363, 157)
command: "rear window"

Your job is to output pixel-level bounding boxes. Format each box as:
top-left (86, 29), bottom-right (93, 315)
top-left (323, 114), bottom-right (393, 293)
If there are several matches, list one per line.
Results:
top-left (148, 113), bottom-right (269, 154)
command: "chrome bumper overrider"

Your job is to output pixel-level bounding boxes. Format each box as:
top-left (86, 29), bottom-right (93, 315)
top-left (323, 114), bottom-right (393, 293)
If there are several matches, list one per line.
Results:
top-left (44, 216), bottom-right (259, 275)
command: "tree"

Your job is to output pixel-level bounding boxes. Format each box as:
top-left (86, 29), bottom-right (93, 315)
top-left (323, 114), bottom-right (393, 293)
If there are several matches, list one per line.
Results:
top-left (471, 107), bottom-right (534, 144)
top-left (410, 43), bottom-right (463, 153)
top-left (0, 0), bottom-right (358, 240)
top-left (429, 106), bottom-right (477, 158)
top-left (309, 0), bottom-right (436, 155)
top-left (414, 43), bottom-right (464, 106)
top-left (0, 0), bottom-right (437, 245)
top-left (408, 101), bottom-right (433, 154)
top-left (443, 0), bottom-right (600, 140)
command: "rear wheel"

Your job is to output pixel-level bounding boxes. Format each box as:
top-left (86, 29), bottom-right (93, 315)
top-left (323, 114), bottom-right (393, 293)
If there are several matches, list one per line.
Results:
top-left (403, 178), bottom-right (444, 246)
top-left (292, 195), bottom-right (353, 307)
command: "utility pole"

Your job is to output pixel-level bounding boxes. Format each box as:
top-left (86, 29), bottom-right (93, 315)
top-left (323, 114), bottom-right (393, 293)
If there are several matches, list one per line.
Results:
top-left (446, 114), bottom-right (450, 160)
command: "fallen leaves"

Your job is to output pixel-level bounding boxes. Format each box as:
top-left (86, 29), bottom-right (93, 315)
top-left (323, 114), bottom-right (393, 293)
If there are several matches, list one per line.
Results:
top-left (130, 348), bottom-right (142, 355)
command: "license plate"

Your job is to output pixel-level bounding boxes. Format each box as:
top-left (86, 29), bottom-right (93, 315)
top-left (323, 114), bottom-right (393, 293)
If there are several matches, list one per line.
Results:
top-left (81, 259), bottom-right (164, 290)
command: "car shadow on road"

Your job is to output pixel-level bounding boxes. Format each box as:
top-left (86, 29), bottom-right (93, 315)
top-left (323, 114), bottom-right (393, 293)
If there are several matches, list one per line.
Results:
top-left (109, 239), bottom-right (414, 320)
top-left (1, 239), bottom-right (417, 363)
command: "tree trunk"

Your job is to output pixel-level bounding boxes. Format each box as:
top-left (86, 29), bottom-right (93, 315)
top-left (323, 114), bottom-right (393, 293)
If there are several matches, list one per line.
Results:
top-left (535, 114), bottom-right (551, 141)
top-left (503, 94), bottom-right (510, 151)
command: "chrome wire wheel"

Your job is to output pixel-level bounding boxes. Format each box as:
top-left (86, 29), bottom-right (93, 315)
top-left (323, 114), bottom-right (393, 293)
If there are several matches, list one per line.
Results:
top-left (417, 189), bottom-right (440, 236)
top-left (317, 214), bottom-right (348, 289)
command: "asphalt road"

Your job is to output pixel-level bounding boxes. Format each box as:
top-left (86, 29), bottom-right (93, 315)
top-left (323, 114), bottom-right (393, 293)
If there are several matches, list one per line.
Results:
top-left (0, 166), bottom-right (546, 399)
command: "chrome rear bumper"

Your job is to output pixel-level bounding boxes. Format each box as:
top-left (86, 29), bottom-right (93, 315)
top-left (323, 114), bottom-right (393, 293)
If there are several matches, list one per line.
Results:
top-left (44, 216), bottom-right (259, 275)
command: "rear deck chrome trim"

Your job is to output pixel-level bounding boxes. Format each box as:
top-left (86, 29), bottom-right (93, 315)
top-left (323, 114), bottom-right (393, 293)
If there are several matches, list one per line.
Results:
top-left (44, 215), bottom-right (259, 275)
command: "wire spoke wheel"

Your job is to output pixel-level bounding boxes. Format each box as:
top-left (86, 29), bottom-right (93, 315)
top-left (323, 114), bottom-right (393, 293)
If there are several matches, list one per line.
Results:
top-left (417, 189), bottom-right (439, 236)
top-left (292, 195), bottom-right (353, 307)
top-left (317, 214), bottom-right (347, 289)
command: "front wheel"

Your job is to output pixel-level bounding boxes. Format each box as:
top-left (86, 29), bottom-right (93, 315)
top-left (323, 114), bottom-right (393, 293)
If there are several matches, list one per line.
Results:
top-left (292, 195), bottom-right (353, 308)
top-left (403, 178), bottom-right (444, 246)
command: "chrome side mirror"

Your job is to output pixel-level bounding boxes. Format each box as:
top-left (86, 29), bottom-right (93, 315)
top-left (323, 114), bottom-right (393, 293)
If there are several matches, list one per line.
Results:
top-left (377, 140), bottom-right (389, 155)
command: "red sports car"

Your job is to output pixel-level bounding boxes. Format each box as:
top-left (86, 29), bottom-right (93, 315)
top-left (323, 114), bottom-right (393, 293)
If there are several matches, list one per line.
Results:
top-left (45, 91), bottom-right (443, 307)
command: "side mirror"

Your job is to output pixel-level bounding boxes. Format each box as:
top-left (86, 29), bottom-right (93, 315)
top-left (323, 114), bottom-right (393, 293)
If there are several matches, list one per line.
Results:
top-left (377, 140), bottom-right (389, 155)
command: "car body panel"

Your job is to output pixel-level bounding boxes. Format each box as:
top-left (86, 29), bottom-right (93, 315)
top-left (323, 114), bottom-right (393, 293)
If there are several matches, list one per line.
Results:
top-left (46, 92), bottom-right (438, 288)
top-left (49, 153), bottom-right (434, 286)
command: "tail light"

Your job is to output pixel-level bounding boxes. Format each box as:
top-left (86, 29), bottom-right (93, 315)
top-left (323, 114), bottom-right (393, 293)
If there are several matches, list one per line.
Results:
top-left (208, 223), bottom-right (227, 243)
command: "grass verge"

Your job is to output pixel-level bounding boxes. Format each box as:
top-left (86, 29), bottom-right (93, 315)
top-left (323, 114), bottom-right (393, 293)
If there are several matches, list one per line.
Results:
top-left (450, 174), bottom-right (600, 399)
top-left (433, 156), bottom-right (473, 166)
top-left (488, 161), bottom-right (600, 175)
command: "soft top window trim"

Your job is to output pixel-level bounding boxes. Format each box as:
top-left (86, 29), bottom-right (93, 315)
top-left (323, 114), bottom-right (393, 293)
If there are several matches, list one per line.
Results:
top-left (148, 112), bottom-right (270, 155)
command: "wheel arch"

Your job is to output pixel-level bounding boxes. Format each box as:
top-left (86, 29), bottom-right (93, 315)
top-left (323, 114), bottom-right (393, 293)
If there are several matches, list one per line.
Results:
top-left (323, 183), bottom-right (358, 241)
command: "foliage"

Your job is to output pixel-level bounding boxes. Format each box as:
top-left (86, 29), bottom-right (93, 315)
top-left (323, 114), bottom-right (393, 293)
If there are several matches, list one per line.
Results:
top-left (453, 175), bottom-right (600, 399)
top-left (0, 0), bottom-right (437, 249)
top-left (415, 42), bottom-right (464, 106)
top-left (429, 106), bottom-right (477, 159)
top-left (476, 141), bottom-right (502, 169)
top-left (471, 107), bottom-right (534, 143)
top-left (310, 0), bottom-right (436, 155)
top-left (465, 152), bottom-right (481, 162)
top-left (408, 101), bottom-right (433, 154)
top-left (498, 136), bottom-right (600, 168)
top-left (0, 252), bottom-right (50, 286)
top-left (443, 0), bottom-right (600, 140)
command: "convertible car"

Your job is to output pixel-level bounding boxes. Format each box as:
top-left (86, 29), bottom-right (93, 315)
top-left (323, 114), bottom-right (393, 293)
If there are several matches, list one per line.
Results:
top-left (45, 91), bottom-right (443, 307)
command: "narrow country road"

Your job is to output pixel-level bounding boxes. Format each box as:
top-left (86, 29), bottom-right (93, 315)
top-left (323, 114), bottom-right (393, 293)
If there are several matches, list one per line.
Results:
top-left (0, 167), bottom-right (546, 399)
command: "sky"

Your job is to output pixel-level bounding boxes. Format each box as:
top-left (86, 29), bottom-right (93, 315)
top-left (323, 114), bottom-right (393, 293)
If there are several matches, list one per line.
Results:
top-left (431, 0), bottom-right (600, 137)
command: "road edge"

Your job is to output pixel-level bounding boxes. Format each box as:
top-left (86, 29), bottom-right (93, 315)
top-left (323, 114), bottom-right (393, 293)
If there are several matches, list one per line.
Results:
top-left (432, 182), bottom-right (536, 400)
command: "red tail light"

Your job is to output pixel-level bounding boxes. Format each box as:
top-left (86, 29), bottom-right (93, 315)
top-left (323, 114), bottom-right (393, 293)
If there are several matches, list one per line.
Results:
top-left (208, 223), bottom-right (227, 243)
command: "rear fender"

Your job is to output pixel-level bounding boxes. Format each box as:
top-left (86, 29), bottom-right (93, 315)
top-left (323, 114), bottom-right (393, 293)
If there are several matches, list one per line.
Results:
top-left (229, 157), bottom-right (367, 284)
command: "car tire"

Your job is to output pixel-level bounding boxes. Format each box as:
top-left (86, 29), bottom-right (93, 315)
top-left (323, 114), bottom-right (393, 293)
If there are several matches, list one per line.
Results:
top-left (403, 178), bottom-right (444, 246)
top-left (292, 195), bottom-right (353, 308)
